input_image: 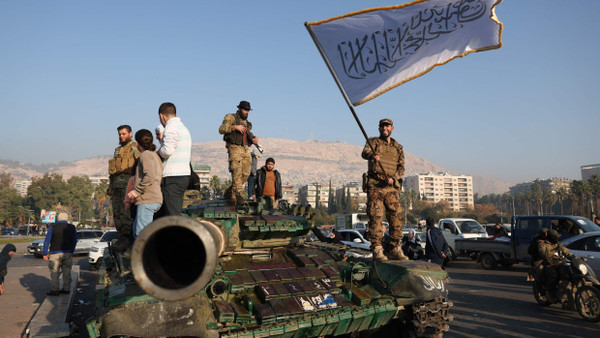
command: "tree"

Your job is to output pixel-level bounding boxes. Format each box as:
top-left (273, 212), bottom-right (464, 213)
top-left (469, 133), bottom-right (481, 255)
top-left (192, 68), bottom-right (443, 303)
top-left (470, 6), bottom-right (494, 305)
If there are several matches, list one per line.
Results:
top-left (0, 188), bottom-right (25, 226)
top-left (312, 206), bottom-right (335, 226)
top-left (474, 203), bottom-right (500, 223)
top-left (66, 176), bottom-right (95, 223)
top-left (27, 173), bottom-right (70, 217)
top-left (209, 175), bottom-right (221, 197)
top-left (0, 172), bottom-right (13, 189)
top-left (531, 182), bottom-right (543, 215)
top-left (542, 188), bottom-right (557, 215)
top-left (570, 180), bottom-right (590, 216)
top-left (555, 187), bottom-right (568, 215)
top-left (588, 175), bottom-right (600, 216)
top-left (94, 181), bottom-right (110, 226)
top-left (199, 186), bottom-right (211, 200)
top-left (327, 179), bottom-right (337, 213)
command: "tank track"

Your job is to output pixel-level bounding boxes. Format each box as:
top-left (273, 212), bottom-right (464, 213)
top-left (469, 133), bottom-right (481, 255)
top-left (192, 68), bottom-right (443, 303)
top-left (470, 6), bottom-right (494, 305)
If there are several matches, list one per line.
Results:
top-left (407, 297), bottom-right (453, 337)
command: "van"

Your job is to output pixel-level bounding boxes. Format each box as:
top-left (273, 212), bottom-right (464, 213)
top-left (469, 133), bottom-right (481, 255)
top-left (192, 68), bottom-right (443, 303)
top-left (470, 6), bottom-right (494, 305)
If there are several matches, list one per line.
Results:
top-left (437, 218), bottom-right (488, 258)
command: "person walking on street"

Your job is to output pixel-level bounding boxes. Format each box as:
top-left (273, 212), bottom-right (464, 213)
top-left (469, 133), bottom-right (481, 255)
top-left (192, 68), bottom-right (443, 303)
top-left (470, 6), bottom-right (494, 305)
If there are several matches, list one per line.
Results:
top-left (255, 157), bottom-right (282, 208)
top-left (361, 118), bottom-right (407, 261)
top-left (156, 102), bottom-right (192, 217)
top-left (424, 217), bottom-right (449, 266)
top-left (127, 129), bottom-right (164, 237)
top-left (43, 213), bottom-right (77, 295)
top-left (0, 244), bottom-right (16, 295)
top-left (108, 125), bottom-right (140, 242)
top-left (219, 100), bottom-right (259, 204)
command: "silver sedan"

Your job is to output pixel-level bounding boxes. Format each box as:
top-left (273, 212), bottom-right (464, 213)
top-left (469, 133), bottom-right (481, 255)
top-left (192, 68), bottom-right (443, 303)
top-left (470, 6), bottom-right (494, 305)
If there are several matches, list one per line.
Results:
top-left (561, 231), bottom-right (600, 277)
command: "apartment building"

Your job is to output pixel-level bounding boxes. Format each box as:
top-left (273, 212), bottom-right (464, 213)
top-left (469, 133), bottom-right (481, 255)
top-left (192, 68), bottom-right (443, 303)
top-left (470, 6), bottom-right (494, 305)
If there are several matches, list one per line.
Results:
top-left (192, 164), bottom-right (211, 189)
top-left (298, 183), bottom-right (334, 208)
top-left (335, 181), bottom-right (367, 211)
top-left (581, 163), bottom-right (600, 182)
top-left (281, 184), bottom-right (297, 204)
top-left (404, 172), bottom-right (474, 211)
top-left (14, 180), bottom-right (32, 196)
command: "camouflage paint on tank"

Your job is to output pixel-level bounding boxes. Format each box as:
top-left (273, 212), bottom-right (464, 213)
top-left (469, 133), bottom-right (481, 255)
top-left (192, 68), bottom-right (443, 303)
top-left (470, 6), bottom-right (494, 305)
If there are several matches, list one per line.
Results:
top-left (87, 198), bottom-right (452, 337)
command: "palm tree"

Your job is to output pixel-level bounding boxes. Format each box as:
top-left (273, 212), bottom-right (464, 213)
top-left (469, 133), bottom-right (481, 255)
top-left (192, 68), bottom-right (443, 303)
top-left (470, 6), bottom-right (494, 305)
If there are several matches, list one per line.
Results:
top-left (94, 182), bottom-right (109, 226)
top-left (531, 182), bottom-right (543, 215)
top-left (556, 187), bottom-right (568, 215)
top-left (209, 175), bottom-right (221, 198)
top-left (588, 175), bottom-right (600, 216)
top-left (542, 188), bottom-right (556, 215)
top-left (570, 180), bottom-right (591, 216)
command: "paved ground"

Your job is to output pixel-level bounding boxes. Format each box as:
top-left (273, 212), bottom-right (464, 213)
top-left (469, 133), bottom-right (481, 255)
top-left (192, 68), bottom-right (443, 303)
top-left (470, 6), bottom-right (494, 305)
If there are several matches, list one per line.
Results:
top-left (3, 241), bottom-right (600, 338)
top-left (0, 242), bottom-right (95, 338)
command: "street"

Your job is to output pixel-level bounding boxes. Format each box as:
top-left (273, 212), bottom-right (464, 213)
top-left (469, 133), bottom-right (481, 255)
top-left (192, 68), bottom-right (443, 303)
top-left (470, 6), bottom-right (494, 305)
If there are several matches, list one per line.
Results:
top-left (445, 259), bottom-right (600, 337)
top-left (2, 243), bottom-right (600, 338)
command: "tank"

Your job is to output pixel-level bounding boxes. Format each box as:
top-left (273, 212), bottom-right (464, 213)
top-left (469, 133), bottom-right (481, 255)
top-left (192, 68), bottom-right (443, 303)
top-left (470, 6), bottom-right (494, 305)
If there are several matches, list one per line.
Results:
top-left (86, 198), bottom-right (453, 337)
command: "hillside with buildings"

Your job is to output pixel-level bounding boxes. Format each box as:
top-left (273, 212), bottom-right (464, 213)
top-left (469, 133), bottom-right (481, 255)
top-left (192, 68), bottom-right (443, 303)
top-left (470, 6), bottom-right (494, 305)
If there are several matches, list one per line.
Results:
top-left (2, 138), bottom-right (511, 196)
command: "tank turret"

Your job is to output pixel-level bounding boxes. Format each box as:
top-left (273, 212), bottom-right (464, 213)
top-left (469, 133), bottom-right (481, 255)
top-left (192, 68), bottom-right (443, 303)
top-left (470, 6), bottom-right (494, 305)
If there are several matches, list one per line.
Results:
top-left (87, 198), bottom-right (453, 337)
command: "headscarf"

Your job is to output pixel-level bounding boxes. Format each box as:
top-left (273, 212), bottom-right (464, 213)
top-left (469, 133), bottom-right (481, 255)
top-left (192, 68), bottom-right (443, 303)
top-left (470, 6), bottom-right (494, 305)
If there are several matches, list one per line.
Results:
top-left (408, 229), bottom-right (417, 243)
top-left (0, 244), bottom-right (17, 280)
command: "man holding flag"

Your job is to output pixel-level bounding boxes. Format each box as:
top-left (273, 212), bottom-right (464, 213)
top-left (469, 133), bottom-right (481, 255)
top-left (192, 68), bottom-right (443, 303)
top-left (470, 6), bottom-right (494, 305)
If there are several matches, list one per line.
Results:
top-left (362, 118), bottom-right (408, 261)
top-left (305, 0), bottom-right (502, 261)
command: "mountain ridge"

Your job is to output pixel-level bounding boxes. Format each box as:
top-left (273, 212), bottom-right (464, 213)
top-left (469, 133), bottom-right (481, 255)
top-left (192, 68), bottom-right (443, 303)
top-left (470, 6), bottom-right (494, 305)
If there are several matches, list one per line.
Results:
top-left (0, 138), bottom-right (511, 195)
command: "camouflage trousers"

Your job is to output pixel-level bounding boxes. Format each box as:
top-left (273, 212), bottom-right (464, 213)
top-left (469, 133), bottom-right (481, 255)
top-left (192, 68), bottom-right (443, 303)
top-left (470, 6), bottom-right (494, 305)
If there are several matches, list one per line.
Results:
top-left (227, 145), bottom-right (251, 198)
top-left (111, 186), bottom-right (132, 239)
top-left (366, 184), bottom-right (403, 249)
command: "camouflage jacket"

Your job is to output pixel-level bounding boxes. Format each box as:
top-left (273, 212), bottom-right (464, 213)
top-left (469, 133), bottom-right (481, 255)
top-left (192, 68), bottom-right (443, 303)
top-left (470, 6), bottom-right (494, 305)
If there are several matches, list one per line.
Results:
top-left (108, 140), bottom-right (140, 187)
top-left (219, 112), bottom-right (255, 146)
top-left (361, 136), bottom-right (404, 188)
top-left (538, 240), bottom-right (575, 266)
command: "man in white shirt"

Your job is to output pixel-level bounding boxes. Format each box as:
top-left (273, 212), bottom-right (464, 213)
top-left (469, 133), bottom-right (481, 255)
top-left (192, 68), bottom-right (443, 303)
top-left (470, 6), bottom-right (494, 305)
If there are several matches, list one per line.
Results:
top-left (156, 102), bottom-right (192, 217)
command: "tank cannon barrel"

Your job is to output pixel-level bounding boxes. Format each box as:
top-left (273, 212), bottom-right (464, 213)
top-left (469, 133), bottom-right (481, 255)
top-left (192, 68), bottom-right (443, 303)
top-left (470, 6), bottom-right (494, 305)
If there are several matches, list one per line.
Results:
top-left (131, 216), bottom-right (225, 301)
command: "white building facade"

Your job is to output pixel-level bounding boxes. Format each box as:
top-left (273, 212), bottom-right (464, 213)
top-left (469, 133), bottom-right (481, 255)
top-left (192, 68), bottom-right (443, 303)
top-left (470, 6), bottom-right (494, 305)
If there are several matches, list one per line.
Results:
top-left (404, 172), bottom-right (474, 211)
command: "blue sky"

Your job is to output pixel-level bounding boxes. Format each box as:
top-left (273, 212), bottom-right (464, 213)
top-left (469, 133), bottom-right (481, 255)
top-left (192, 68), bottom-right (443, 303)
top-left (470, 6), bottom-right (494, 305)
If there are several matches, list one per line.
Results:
top-left (1, 1), bottom-right (598, 184)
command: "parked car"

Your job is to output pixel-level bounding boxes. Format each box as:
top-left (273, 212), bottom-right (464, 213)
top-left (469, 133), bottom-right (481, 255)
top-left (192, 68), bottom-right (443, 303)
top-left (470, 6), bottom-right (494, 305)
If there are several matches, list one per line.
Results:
top-left (337, 228), bottom-right (371, 250)
top-left (88, 230), bottom-right (120, 270)
top-left (27, 239), bottom-right (45, 258)
top-left (1, 228), bottom-right (18, 236)
top-left (74, 229), bottom-right (104, 255)
top-left (561, 231), bottom-right (600, 277)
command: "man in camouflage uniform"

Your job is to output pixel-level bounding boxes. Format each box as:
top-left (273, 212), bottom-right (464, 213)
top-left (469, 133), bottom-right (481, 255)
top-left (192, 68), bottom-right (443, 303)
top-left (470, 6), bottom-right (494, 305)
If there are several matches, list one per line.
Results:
top-left (219, 101), bottom-right (259, 204)
top-left (538, 229), bottom-right (576, 301)
top-left (108, 125), bottom-right (140, 241)
top-left (362, 118), bottom-right (408, 261)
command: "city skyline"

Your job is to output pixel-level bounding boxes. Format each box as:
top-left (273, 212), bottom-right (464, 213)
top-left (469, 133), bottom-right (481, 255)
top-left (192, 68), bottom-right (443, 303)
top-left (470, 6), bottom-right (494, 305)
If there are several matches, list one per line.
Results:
top-left (1, 1), bottom-right (598, 183)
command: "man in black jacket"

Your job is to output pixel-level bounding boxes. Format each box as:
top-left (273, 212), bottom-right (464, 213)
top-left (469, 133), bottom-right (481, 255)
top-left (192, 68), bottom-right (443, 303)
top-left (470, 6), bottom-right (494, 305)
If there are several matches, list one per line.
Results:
top-left (424, 217), bottom-right (448, 266)
top-left (255, 157), bottom-right (282, 208)
top-left (43, 212), bottom-right (77, 296)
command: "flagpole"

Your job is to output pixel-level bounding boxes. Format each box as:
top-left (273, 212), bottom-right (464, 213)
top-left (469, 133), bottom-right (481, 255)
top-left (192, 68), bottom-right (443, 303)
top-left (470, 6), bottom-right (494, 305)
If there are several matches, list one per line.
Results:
top-left (305, 23), bottom-right (388, 178)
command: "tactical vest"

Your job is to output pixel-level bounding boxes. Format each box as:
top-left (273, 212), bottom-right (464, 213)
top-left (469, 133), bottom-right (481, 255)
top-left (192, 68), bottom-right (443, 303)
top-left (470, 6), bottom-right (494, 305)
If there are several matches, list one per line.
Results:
top-left (108, 141), bottom-right (137, 176)
top-left (370, 138), bottom-right (402, 178)
top-left (223, 113), bottom-right (253, 146)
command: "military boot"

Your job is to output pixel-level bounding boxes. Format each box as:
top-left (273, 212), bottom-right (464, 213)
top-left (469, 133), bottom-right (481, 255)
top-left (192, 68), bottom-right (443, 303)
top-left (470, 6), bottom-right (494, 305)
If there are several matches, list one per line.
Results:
top-left (235, 193), bottom-right (246, 205)
top-left (372, 246), bottom-right (388, 261)
top-left (388, 247), bottom-right (409, 261)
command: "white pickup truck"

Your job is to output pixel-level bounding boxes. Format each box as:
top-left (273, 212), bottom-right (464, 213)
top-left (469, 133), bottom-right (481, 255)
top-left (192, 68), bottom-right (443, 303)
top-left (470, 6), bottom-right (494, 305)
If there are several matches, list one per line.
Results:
top-left (437, 218), bottom-right (489, 260)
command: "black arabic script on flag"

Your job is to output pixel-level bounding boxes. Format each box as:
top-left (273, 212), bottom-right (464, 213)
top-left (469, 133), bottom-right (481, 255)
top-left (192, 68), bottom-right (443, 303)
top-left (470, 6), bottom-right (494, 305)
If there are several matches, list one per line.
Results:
top-left (338, 0), bottom-right (488, 79)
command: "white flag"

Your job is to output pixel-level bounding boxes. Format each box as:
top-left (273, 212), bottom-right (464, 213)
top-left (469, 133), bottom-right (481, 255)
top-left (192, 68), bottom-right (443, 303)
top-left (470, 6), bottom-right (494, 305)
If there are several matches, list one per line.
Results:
top-left (306, 0), bottom-right (503, 106)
